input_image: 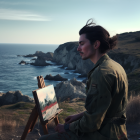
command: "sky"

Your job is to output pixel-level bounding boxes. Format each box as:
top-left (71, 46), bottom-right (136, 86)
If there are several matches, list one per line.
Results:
top-left (0, 0), bottom-right (140, 44)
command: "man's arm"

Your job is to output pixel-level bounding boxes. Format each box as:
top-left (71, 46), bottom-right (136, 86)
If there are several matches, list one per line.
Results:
top-left (65, 112), bottom-right (85, 124)
top-left (69, 72), bottom-right (113, 135)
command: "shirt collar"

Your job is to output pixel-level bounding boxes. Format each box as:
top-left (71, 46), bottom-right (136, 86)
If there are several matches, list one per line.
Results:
top-left (93, 54), bottom-right (110, 69)
top-left (87, 54), bottom-right (110, 78)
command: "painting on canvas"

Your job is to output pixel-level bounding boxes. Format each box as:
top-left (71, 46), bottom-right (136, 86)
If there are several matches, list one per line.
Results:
top-left (33, 85), bottom-right (59, 121)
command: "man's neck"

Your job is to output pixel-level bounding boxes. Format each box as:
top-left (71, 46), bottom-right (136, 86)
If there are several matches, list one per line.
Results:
top-left (90, 52), bottom-right (105, 64)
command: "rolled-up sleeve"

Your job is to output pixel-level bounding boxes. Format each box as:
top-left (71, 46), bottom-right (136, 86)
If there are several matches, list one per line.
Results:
top-left (69, 70), bottom-right (114, 134)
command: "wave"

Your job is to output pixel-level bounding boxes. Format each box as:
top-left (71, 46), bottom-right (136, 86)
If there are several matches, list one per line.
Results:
top-left (24, 59), bottom-right (31, 61)
top-left (46, 61), bottom-right (56, 64)
top-left (75, 73), bottom-right (81, 75)
top-left (33, 77), bottom-right (37, 80)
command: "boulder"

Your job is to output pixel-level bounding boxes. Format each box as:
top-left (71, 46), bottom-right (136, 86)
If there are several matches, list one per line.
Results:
top-left (0, 91), bottom-right (34, 106)
top-left (17, 55), bottom-right (24, 57)
top-left (55, 78), bottom-right (86, 102)
top-left (44, 74), bottom-right (68, 81)
top-left (19, 60), bottom-right (27, 65)
top-left (23, 51), bottom-right (54, 61)
top-left (77, 73), bottom-right (87, 78)
top-left (24, 54), bottom-right (35, 57)
top-left (30, 56), bottom-right (52, 66)
top-left (82, 79), bottom-right (87, 84)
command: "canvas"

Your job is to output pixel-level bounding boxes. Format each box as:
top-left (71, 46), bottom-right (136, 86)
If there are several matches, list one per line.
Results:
top-left (33, 85), bottom-right (59, 122)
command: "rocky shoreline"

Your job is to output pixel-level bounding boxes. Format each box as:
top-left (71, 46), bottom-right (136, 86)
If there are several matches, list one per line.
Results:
top-left (18, 35), bottom-right (140, 75)
top-left (0, 78), bottom-right (86, 106)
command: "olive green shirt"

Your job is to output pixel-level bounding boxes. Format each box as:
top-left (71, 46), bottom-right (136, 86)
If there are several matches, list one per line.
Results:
top-left (69, 54), bottom-right (128, 140)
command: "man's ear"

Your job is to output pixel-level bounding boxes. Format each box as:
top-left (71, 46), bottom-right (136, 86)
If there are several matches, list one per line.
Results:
top-left (94, 40), bottom-right (100, 49)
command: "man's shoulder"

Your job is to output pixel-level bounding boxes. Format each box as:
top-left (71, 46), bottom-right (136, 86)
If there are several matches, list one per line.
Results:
top-left (100, 58), bottom-right (125, 74)
top-left (90, 58), bottom-right (126, 79)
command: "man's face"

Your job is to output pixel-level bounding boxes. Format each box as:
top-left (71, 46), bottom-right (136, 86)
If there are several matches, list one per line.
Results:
top-left (77, 34), bottom-right (95, 60)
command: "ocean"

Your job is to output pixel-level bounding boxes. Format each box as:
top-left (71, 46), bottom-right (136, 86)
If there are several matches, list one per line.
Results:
top-left (0, 43), bottom-right (85, 98)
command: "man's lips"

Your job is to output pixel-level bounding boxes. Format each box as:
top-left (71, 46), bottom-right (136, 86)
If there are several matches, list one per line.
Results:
top-left (79, 52), bottom-right (83, 55)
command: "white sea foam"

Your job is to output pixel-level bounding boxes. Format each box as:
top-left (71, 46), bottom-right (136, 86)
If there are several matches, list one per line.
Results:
top-left (0, 91), bottom-right (4, 93)
top-left (25, 59), bottom-right (30, 61)
top-left (52, 66), bottom-right (58, 68)
top-left (46, 61), bottom-right (56, 64)
top-left (75, 73), bottom-right (81, 75)
top-left (33, 77), bottom-right (37, 80)
top-left (68, 72), bottom-right (73, 74)
top-left (21, 64), bottom-right (25, 65)
top-left (77, 79), bottom-right (83, 82)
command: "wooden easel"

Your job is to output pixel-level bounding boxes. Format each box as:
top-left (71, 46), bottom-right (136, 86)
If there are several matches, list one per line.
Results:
top-left (20, 76), bottom-right (63, 140)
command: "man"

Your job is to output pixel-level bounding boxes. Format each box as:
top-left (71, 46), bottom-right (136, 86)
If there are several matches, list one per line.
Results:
top-left (39, 19), bottom-right (128, 140)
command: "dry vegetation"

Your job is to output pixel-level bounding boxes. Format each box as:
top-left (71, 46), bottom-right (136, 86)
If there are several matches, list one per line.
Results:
top-left (126, 94), bottom-right (140, 123)
top-left (116, 32), bottom-right (140, 58)
top-left (0, 96), bottom-right (140, 139)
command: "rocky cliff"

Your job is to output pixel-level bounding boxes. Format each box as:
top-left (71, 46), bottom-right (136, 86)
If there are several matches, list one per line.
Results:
top-left (53, 31), bottom-right (140, 74)
top-left (53, 42), bottom-right (94, 74)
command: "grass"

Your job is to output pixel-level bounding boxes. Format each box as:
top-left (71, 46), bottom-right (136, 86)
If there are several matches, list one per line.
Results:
top-left (0, 93), bottom-right (140, 139)
top-left (0, 102), bottom-right (35, 126)
top-left (0, 99), bottom-right (85, 134)
top-left (127, 68), bottom-right (140, 97)
top-left (126, 94), bottom-right (140, 123)
top-left (116, 38), bottom-right (140, 57)
top-left (0, 118), bottom-right (19, 132)
top-left (58, 99), bottom-right (85, 124)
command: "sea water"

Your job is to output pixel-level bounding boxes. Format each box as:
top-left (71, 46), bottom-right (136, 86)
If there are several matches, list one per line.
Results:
top-left (0, 43), bottom-right (85, 98)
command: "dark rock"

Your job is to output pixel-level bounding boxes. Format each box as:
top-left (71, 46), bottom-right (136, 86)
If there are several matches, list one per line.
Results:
top-left (82, 79), bottom-right (87, 84)
top-left (30, 56), bottom-right (52, 66)
top-left (23, 51), bottom-right (54, 61)
top-left (66, 67), bottom-right (76, 70)
top-left (19, 60), bottom-right (27, 65)
top-left (0, 91), bottom-right (34, 106)
top-left (17, 55), bottom-right (24, 57)
top-left (77, 73), bottom-right (87, 78)
top-left (24, 54), bottom-right (36, 57)
top-left (59, 65), bottom-right (65, 69)
top-left (44, 74), bottom-right (68, 81)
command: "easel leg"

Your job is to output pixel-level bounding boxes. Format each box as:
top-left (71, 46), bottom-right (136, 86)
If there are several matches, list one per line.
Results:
top-left (20, 105), bottom-right (38, 140)
top-left (54, 116), bottom-right (59, 125)
top-left (41, 123), bottom-right (49, 134)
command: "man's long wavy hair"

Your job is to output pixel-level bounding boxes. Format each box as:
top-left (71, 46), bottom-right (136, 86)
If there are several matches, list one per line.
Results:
top-left (79, 19), bottom-right (117, 53)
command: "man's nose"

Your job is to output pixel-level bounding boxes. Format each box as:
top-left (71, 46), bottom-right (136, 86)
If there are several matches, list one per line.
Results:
top-left (77, 45), bottom-right (81, 51)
